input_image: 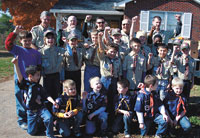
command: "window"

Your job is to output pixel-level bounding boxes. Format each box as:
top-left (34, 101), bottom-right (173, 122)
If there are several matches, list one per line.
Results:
top-left (140, 10), bottom-right (192, 38)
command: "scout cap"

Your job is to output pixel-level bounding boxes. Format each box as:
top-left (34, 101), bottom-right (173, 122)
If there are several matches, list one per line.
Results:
top-left (44, 30), bottom-right (55, 37)
top-left (112, 28), bottom-right (121, 36)
top-left (40, 11), bottom-right (51, 18)
top-left (181, 43), bottom-right (190, 50)
top-left (67, 33), bottom-right (78, 40)
top-left (173, 39), bottom-right (182, 45)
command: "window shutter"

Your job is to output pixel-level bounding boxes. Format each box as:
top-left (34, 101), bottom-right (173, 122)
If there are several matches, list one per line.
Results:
top-left (181, 13), bottom-right (192, 39)
top-left (140, 11), bottom-right (149, 32)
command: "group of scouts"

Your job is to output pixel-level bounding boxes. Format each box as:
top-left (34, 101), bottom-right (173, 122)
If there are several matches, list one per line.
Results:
top-left (5, 10), bottom-right (195, 138)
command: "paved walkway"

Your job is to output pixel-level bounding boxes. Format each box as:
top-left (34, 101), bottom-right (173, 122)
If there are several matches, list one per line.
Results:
top-left (0, 79), bottom-right (47, 138)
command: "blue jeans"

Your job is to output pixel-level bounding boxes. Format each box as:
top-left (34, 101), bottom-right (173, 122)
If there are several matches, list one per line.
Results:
top-left (140, 114), bottom-right (168, 136)
top-left (112, 113), bottom-right (133, 135)
top-left (157, 79), bottom-right (168, 101)
top-left (86, 111), bottom-right (108, 134)
top-left (27, 108), bottom-right (54, 137)
top-left (179, 116), bottom-right (191, 132)
top-left (57, 111), bottom-right (83, 137)
top-left (14, 74), bottom-right (27, 125)
top-left (84, 65), bottom-right (100, 92)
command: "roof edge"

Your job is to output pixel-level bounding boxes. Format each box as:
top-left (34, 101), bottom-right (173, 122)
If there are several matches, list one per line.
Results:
top-left (50, 9), bottom-right (124, 15)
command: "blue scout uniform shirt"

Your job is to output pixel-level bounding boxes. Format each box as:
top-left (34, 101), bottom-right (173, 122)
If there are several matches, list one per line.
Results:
top-left (134, 89), bottom-right (162, 118)
top-left (18, 79), bottom-right (49, 110)
top-left (85, 91), bottom-right (107, 115)
top-left (114, 93), bottom-right (136, 113)
top-left (52, 93), bottom-right (81, 118)
top-left (164, 92), bottom-right (187, 119)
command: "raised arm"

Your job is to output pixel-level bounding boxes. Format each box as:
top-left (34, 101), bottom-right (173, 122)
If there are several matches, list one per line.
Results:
top-left (174, 14), bottom-right (182, 36)
top-left (147, 26), bottom-right (156, 45)
top-left (5, 25), bottom-right (23, 51)
top-left (129, 16), bottom-right (138, 40)
top-left (82, 15), bottom-right (92, 38)
top-left (11, 56), bottom-right (23, 83)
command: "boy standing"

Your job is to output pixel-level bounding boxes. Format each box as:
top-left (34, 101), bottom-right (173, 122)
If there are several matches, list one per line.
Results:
top-left (164, 77), bottom-right (191, 136)
top-left (52, 79), bottom-right (83, 137)
top-left (39, 30), bottom-right (65, 99)
top-left (83, 77), bottom-right (108, 135)
top-left (147, 44), bottom-right (172, 101)
top-left (135, 75), bottom-right (168, 138)
top-left (98, 32), bottom-right (122, 127)
top-left (64, 33), bottom-right (85, 95)
top-left (5, 26), bottom-right (41, 129)
top-left (123, 38), bottom-right (146, 92)
top-left (84, 30), bottom-right (101, 92)
top-left (12, 57), bottom-right (57, 138)
top-left (112, 79), bottom-right (136, 138)
top-left (171, 42), bottom-right (195, 100)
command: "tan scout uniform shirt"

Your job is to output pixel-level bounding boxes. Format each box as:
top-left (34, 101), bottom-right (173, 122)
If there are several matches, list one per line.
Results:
top-left (121, 30), bottom-right (130, 46)
top-left (150, 56), bottom-right (171, 80)
top-left (98, 51), bottom-right (122, 78)
top-left (64, 45), bottom-right (85, 71)
top-left (174, 55), bottom-right (195, 81)
top-left (117, 41), bottom-right (130, 62)
top-left (140, 44), bottom-right (151, 60)
top-left (123, 51), bottom-right (146, 90)
top-left (84, 44), bottom-right (100, 67)
top-left (31, 25), bottom-right (55, 49)
top-left (39, 45), bottom-right (65, 74)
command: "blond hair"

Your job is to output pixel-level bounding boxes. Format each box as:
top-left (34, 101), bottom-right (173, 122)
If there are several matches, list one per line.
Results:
top-left (172, 77), bottom-right (184, 87)
top-left (136, 30), bottom-right (147, 39)
top-left (63, 79), bottom-right (76, 89)
top-left (89, 76), bottom-right (100, 85)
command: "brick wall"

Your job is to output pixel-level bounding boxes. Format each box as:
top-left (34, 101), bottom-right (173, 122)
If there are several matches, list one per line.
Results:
top-left (124, 0), bottom-right (200, 42)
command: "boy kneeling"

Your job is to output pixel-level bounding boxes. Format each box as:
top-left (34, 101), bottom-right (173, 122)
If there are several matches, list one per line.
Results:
top-left (135, 75), bottom-right (168, 138)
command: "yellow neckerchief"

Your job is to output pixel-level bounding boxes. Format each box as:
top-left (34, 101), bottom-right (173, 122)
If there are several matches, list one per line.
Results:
top-left (116, 94), bottom-right (130, 114)
top-left (65, 97), bottom-right (76, 112)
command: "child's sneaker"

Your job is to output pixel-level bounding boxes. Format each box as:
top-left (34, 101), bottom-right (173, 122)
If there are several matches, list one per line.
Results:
top-left (125, 134), bottom-right (131, 138)
top-left (19, 123), bottom-right (28, 130)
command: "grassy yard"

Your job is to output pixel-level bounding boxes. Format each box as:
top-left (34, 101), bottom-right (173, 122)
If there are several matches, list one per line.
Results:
top-left (0, 54), bottom-right (13, 82)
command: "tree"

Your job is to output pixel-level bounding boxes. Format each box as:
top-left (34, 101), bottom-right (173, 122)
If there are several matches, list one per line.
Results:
top-left (1, 0), bottom-right (58, 30)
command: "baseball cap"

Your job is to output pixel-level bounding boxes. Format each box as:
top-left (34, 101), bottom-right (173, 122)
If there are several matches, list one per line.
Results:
top-left (67, 33), bottom-right (78, 40)
top-left (181, 43), bottom-right (190, 50)
top-left (111, 28), bottom-right (121, 36)
top-left (173, 39), bottom-right (182, 45)
top-left (40, 11), bottom-right (51, 18)
top-left (44, 30), bottom-right (55, 37)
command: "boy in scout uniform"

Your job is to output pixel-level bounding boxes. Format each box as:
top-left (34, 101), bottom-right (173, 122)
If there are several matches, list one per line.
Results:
top-left (147, 43), bottom-right (172, 101)
top-left (83, 30), bottom-right (101, 93)
top-left (136, 31), bottom-right (151, 60)
top-left (170, 42), bottom-right (195, 100)
top-left (52, 79), bottom-right (83, 137)
top-left (112, 79), bottom-right (136, 138)
top-left (83, 77), bottom-right (108, 136)
top-left (64, 33), bottom-right (85, 96)
top-left (31, 11), bottom-right (55, 50)
top-left (98, 32), bottom-right (122, 128)
top-left (39, 30), bottom-right (65, 100)
top-left (164, 77), bottom-right (191, 137)
top-left (134, 75), bottom-right (168, 138)
top-left (123, 38), bottom-right (147, 93)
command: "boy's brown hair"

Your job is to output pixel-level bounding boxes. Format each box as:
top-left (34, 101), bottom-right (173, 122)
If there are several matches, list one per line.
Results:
top-left (129, 37), bottom-right (141, 45)
top-left (144, 75), bottom-right (157, 88)
top-left (106, 43), bottom-right (118, 52)
top-left (63, 79), bottom-right (76, 89)
top-left (117, 79), bottom-right (130, 88)
top-left (90, 29), bottom-right (98, 36)
top-left (19, 30), bottom-right (32, 40)
top-left (157, 43), bottom-right (168, 50)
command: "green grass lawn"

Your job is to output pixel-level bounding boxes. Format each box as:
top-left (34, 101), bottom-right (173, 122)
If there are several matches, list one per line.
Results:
top-left (0, 56), bottom-right (13, 81)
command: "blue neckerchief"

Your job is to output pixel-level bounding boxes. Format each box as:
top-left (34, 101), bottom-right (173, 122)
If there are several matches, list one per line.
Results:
top-left (66, 44), bottom-right (73, 56)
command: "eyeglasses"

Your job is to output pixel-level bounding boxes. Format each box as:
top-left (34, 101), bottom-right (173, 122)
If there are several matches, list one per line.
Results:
top-left (97, 21), bottom-right (105, 24)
